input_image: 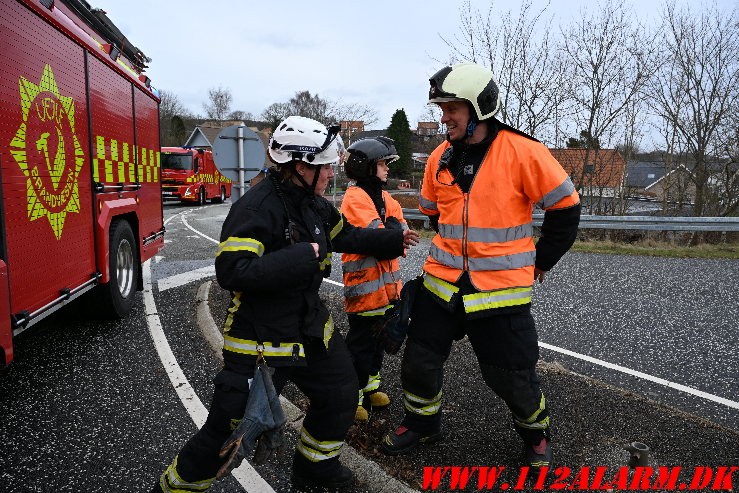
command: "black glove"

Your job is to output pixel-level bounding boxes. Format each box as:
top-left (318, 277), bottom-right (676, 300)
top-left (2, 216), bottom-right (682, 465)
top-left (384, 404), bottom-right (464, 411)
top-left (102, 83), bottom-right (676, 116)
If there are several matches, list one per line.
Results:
top-left (217, 363), bottom-right (286, 478)
top-left (373, 276), bottom-right (423, 354)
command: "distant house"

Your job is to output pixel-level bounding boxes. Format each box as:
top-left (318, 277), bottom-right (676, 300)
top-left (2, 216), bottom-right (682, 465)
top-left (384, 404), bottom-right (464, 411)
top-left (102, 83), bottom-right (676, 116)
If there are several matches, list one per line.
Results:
top-left (340, 121), bottom-right (365, 141)
top-left (412, 153), bottom-right (429, 171)
top-left (644, 164), bottom-right (695, 204)
top-left (417, 121), bottom-right (439, 136)
top-left (347, 129), bottom-right (386, 144)
top-left (625, 161), bottom-right (667, 191)
top-left (549, 148), bottom-right (626, 197)
top-left (183, 125), bottom-right (223, 149)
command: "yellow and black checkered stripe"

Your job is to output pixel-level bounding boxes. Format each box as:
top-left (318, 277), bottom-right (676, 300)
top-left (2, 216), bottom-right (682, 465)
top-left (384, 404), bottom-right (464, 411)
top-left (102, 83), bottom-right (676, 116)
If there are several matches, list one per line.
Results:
top-left (92, 135), bottom-right (160, 183)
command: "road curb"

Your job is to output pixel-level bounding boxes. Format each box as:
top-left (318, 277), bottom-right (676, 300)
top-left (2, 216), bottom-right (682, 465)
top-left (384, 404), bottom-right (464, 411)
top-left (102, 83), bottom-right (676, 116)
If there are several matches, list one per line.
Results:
top-left (195, 281), bottom-right (419, 493)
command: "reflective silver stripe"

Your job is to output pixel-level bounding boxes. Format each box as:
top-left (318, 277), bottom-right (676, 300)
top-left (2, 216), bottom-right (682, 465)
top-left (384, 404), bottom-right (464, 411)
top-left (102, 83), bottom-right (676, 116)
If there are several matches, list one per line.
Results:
top-left (538, 177), bottom-right (575, 209)
top-left (462, 287), bottom-right (533, 313)
top-left (514, 416), bottom-right (550, 430)
top-left (342, 257), bottom-right (378, 273)
top-left (423, 273), bottom-right (459, 302)
top-left (362, 373), bottom-right (381, 393)
top-left (404, 389), bottom-right (442, 416)
top-left (439, 223), bottom-right (533, 243)
top-left (429, 244), bottom-right (465, 269)
top-left (343, 271), bottom-right (398, 298)
top-left (216, 237), bottom-right (265, 257)
top-left (429, 244), bottom-right (536, 271)
top-left (467, 250), bottom-right (536, 271)
top-left (367, 219), bottom-right (382, 229)
top-left (297, 427), bottom-right (344, 462)
top-left (419, 196), bottom-right (437, 211)
top-left (223, 335), bottom-right (305, 358)
top-left (401, 222), bottom-right (409, 231)
top-left (163, 456), bottom-right (214, 492)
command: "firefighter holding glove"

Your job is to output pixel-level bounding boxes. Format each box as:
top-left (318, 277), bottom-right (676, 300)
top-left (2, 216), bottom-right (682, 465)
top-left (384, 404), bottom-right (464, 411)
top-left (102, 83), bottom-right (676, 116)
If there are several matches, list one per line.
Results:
top-left (152, 116), bottom-right (419, 492)
top-left (340, 137), bottom-right (410, 422)
top-left (380, 63), bottom-right (580, 472)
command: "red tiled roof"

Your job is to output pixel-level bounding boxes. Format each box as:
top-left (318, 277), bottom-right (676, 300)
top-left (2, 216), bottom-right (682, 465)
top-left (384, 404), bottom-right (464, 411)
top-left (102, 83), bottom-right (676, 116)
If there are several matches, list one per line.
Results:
top-left (549, 148), bottom-right (626, 188)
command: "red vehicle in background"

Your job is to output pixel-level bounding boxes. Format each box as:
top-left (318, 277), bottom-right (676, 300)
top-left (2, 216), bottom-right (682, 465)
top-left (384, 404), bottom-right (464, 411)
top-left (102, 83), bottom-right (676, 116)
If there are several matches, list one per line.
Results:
top-left (0, 0), bottom-right (165, 367)
top-left (161, 147), bottom-right (232, 205)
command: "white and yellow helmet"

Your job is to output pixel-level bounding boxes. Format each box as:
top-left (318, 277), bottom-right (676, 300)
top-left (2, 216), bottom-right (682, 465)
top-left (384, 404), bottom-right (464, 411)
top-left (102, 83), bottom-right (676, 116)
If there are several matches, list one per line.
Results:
top-left (268, 116), bottom-right (343, 166)
top-left (428, 62), bottom-right (501, 121)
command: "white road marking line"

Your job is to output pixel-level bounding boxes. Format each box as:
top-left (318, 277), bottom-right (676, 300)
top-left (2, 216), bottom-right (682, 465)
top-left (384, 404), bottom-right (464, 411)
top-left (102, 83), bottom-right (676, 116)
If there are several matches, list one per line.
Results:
top-left (321, 277), bottom-right (739, 410)
top-left (158, 266), bottom-right (216, 292)
top-left (143, 259), bottom-right (275, 492)
top-left (181, 213), bottom-right (219, 244)
top-left (538, 342), bottom-right (739, 409)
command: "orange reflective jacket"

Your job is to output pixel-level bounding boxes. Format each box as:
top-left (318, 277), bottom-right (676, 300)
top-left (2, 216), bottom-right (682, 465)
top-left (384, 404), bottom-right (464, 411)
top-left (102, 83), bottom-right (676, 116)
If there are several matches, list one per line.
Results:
top-left (419, 130), bottom-right (579, 293)
top-left (341, 186), bottom-right (406, 314)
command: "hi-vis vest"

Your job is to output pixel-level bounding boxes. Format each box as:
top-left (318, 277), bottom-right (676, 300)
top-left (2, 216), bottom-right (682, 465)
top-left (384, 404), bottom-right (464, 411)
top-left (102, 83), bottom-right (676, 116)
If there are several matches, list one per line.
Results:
top-left (419, 130), bottom-right (579, 303)
top-left (341, 186), bottom-right (406, 314)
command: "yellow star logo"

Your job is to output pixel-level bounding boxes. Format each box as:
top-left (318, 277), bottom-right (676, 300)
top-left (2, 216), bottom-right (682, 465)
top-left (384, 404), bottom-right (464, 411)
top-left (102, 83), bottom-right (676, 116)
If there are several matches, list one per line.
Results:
top-left (8, 64), bottom-right (85, 240)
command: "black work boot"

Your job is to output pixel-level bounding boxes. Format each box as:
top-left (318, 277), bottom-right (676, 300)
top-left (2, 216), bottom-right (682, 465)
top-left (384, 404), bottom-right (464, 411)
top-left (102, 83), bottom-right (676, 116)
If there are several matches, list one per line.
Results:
top-left (380, 425), bottom-right (442, 456)
top-left (290, 464), bottom-right (353, 489)
top-left (525, 438), bottom-right (553, 470)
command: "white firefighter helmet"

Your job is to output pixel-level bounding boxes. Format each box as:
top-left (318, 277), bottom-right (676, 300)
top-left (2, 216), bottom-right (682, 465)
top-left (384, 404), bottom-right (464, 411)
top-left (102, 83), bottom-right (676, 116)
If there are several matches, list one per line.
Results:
top-left (428, 62), bottom-right (501, 121)
top-left (268, 116), bottom-right (342, 166)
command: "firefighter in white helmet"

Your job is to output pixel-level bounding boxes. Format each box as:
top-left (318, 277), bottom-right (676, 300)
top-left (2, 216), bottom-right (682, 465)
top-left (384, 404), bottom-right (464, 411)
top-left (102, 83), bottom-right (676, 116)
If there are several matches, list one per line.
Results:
top-left (152, 116), bottom-right (420, 491)
top-left (379, 63), bottom-right (581, 472)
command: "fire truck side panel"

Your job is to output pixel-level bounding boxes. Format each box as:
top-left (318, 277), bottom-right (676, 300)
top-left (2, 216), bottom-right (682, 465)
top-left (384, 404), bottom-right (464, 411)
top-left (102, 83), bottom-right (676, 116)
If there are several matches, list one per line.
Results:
top-left (0, 261), bottom-right (11, 367)
top-left (0, 1), bottom-right (97, 318)
top-left (133, 87), bottom-right (163, 261)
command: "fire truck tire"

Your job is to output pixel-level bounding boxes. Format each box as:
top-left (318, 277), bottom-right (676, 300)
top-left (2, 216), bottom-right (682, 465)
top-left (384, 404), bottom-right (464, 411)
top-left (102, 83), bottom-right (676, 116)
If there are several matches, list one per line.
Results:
top-left (98, 219), bottom-right (138, 318)
top-left (197, 187), bottom-right (206, 206)
top-left (212, 186), bottom-right (226, 204)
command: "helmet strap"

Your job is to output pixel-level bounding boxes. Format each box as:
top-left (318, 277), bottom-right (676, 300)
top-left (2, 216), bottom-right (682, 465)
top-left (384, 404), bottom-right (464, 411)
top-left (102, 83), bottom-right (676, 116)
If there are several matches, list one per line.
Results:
top-left (288, 161), bottom-right (320, 194)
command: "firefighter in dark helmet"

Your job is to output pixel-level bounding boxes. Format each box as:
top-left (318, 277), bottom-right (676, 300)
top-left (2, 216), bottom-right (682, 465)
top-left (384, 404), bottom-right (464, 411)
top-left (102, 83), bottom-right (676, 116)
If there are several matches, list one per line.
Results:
top-left (380, 63), bottom-right (581, 471)
top-left (340, 137), bottom-right (408, 421)
top-left (151, 116), bottom-right (420, 492)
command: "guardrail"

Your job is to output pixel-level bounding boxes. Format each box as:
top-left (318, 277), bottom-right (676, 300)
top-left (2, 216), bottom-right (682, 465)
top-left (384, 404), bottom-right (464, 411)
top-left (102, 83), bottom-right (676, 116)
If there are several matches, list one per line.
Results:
top-left (401, 209), bottom-right (739, 232)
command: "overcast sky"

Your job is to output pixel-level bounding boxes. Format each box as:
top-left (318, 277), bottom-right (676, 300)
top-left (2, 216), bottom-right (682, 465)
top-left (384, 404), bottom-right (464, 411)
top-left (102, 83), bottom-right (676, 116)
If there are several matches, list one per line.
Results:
top-left (92, 0), bottom-right (731, 130)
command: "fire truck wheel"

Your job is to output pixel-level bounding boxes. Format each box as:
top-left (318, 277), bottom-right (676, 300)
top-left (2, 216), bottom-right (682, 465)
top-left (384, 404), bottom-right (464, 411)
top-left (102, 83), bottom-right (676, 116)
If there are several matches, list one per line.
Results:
top-left (198, 187), bottom-right (206, 206)
top-left (99, 219), bottom-right (138, 318)
top-left (212, 186), bottom-right (226, 204)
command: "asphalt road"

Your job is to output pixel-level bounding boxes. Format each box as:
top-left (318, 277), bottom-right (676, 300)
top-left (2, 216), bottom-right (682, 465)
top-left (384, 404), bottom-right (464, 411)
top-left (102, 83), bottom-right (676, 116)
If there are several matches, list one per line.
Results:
top-left (0, 199), bottom-right (737, 493)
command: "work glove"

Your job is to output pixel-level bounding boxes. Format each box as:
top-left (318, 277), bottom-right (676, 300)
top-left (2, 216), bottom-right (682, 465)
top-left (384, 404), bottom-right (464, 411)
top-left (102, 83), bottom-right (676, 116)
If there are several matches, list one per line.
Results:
top-left (373, 276), bottom-right (423, 354)
top-left (216, 363), bottom-right (286, 478)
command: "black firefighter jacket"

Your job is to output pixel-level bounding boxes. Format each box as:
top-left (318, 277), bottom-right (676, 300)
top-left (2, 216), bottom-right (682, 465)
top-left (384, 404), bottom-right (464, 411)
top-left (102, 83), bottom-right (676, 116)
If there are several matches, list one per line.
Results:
top-left (215, 171), bottom-right (405, 368)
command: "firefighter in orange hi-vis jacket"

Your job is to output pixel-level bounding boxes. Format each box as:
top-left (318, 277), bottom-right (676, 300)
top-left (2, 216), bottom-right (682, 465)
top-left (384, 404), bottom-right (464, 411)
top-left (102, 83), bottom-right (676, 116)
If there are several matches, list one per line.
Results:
top-left (340, 137), bottom-right (408, 421)
top-left (380, 63), bottom-right (581, 472)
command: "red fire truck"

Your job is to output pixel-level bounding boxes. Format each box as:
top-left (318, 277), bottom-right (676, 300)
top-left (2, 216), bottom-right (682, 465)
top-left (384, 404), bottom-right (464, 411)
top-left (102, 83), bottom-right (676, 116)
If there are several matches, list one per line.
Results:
top-left (161, 147), bottom-right (232, 204)
top-left (0, 0), bottom-right (165, 367)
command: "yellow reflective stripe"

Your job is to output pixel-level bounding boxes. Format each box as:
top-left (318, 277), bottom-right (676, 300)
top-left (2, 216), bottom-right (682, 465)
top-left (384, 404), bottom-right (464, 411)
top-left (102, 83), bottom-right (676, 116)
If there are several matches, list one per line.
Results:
top-left (423, 273), bottom-right (459, 302)
top-left (322, 315), bottom-right (334, 349)
top-left (216, 237), bottom-right (265, 257)
top-left (319, 252), bottom-right (332, 271)
top-left (330, 215), bottom-right (343, 239)
top-left (362, 373), bottom-right (381, 393)
top-left (162, 455), bottom-right (215, 492)
top-left (297, 427), bottom-right (344, 461)
top-left (462, 286), bottom-right (533, 313)
top-left (514, 416), bottom-right (550, 429)
top-left (356, 304), bottom-right (393, 316)
top-left (223, 335), bottom-right (305, 358)
top-left (515, 394), bottom-right (546, 424)
top-left (404, 389), bottom-right (442, 414)
top-left (223, 292), bottom-right (241, 334)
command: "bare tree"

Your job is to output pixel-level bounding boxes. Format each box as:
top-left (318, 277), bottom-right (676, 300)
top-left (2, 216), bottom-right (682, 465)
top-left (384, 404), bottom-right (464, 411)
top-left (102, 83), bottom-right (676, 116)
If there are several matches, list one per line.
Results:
top-left (561, 2), bottom-right (654, 211)
top-left (438, 0), bottom-right (570, 145)
top-left (159, 89), bottom-right (194, 147)
top-left (330, 101), bottom-right (378, 128)
top-left (202, 86), bottom-right (233, 121)
top-left (260, 90), bottom-right (378, 129)
top-left (648, 3), bottom-right (739, 217)
top-left (260, 102), bottom-right (291, 131)
top-left (227, 110), bottom-right (254, 121)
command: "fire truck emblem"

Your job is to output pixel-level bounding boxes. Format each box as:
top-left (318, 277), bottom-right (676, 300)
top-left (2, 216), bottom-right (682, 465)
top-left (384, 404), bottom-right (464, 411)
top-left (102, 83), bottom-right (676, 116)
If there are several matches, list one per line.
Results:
top-left (9, 64), bottom-right (84, 240)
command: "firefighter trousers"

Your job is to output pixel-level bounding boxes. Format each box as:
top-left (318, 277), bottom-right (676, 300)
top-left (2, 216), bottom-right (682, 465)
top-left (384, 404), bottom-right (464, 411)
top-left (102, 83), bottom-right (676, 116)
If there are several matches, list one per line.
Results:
top-left (399, 285), bottom-right (550, 446)
top-left (156, 332), bottom-right (358, 492)
top-left (346, 314), bottom-right (386, 400)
